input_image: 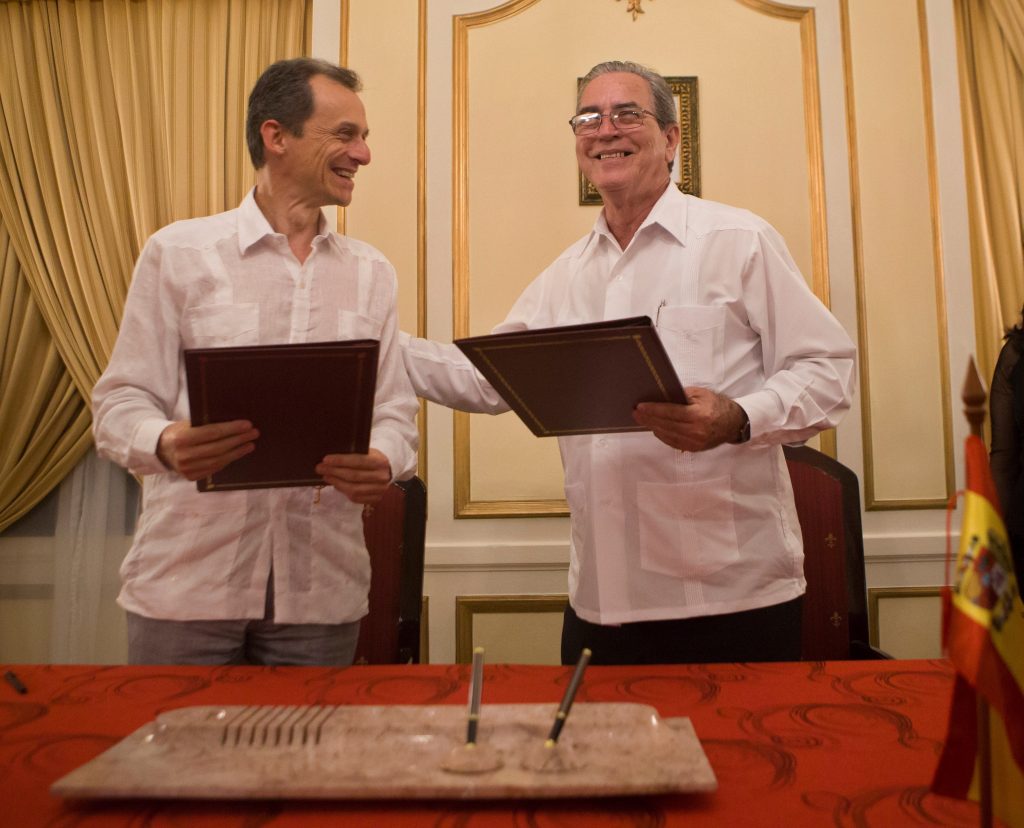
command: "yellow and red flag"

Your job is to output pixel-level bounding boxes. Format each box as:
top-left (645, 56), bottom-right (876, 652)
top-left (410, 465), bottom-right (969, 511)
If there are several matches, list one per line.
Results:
top-left (931, 434), bottom-right (1024, 826)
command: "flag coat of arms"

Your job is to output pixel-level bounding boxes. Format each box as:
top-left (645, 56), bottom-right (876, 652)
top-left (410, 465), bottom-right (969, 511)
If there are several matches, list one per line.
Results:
top-left (931, 434), bottom-right (1024, 827)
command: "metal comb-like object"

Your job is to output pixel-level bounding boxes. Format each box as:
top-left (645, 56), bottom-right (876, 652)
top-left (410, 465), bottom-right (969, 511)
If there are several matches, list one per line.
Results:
top-left (218, 705), bottom-right (339, 748)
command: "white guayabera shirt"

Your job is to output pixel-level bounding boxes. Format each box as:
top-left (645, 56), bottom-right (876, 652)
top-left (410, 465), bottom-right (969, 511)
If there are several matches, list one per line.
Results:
top-left (93, 190), bottom-right (419, 625)
top-left (403, 183), bottom-right (855, 625)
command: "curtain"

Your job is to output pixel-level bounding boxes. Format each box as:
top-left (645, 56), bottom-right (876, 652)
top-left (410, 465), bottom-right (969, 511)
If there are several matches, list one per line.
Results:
top-left (50, 449), bottom-right (134, 664)
top-left (0, 0), bottom-right (310, 661)
top-left (955, 0), bottom-right (1024, 382)
top-left (0, 223), bottom-right (92, 533)
top-left (0, 0), bottom-right (309, 528)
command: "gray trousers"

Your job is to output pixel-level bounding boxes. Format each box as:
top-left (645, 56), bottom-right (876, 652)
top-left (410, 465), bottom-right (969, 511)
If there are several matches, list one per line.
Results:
top-left (126, 575), bottom-right (360, 666)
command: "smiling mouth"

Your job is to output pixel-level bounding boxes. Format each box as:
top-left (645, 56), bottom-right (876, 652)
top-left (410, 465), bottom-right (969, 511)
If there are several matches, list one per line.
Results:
top-left (596, 151), bottom-right (631, 160)
top-left (333, 168), bottom-right (356, 180)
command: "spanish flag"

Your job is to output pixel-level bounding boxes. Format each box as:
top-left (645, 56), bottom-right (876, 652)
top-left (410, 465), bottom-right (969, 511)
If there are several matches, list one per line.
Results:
top-left (931, 434), bottom-right (1024, 827)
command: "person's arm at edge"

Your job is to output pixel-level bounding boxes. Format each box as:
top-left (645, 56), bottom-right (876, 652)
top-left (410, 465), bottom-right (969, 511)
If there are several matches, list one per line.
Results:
top-left (92, 235), bottom-right (187, 475)
top-left (92, 236), bottom-right (260, 479)
top-left (989, 339), bottom-right (1021, 514)
top-left (731, 223), bottom-right (856, 448)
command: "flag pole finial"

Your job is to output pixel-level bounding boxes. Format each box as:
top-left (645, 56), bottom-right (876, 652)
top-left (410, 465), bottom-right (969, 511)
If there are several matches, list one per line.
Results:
top-left (962, 357), bottom-right (987, 438)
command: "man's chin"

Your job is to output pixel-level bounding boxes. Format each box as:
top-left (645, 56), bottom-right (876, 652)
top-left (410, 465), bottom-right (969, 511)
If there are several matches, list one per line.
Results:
top-left (327, 190), bottom-right (354, 209)
top-left (329, 179), bottom-right (355, 207)
top-left (589, 177), bottom-right (631, 199)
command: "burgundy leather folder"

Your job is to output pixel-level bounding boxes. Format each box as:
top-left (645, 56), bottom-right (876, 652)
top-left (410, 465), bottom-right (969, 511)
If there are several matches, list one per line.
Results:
top-left (184, 340), bottom-right (379, 491)
top-left (454, 316), bottom-right (687, 437)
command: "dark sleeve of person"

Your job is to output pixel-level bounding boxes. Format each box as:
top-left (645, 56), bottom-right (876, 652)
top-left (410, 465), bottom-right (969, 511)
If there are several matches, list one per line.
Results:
top-left (989, 337), bottom-right (1023, 517)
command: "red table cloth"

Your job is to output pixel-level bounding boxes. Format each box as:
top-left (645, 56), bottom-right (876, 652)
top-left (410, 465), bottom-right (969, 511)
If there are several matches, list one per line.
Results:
top-left (0, 659), bottom-right (986, 826)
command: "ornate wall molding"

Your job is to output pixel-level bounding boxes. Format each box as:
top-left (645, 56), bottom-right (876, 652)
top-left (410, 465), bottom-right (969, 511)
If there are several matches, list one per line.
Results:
top-left (617, 0), bottom-right (652, 21)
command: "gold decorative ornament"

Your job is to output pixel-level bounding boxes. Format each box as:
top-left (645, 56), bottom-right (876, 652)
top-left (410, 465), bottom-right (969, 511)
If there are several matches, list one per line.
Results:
top-left (617, 0), bottom-right (651, 21)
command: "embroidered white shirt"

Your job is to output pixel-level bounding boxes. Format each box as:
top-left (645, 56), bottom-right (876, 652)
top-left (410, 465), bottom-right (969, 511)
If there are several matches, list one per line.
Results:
top-left (403, 185), bottom-right (855, 624)
top-left (93, 190), bottom-right (418, 624)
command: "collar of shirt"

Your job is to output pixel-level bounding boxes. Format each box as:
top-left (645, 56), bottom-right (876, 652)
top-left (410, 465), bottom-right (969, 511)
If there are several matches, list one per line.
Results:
top-left (586, 183), bottom-right (690, 257)
top-left (235, 188), bottom-right (330, 255)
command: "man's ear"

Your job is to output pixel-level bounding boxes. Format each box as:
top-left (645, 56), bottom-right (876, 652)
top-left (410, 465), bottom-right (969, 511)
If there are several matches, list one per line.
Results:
top-left (663, 122), bottom-right (681, 163)
top-left (259, 119), bottom-right (287, 160)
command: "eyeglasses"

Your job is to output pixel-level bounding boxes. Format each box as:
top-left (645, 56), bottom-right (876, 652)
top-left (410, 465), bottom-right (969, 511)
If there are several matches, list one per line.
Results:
top-left (568, 109), bottom-right (657, 136)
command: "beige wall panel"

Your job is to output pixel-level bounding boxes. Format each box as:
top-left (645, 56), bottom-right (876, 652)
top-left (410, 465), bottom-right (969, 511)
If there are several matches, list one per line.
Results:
top-left (345, 0), bottom-right (421, 335)
top-left (870, 588), bottom-right (942, 659)
top-left (850, 0), bottom-right (947, 503)
top-left (470, 611), bottom-right (563, 664)
top-left (0, 595), bottom-right (126, 664)
top-left (696, 3), bottom-right (811, 280)
top-left (0, 598), bottom-right (51, 663)
top-left (471, 414), bottom-right (566, 501)
top-left (464, 0), bottom-right (812, 506)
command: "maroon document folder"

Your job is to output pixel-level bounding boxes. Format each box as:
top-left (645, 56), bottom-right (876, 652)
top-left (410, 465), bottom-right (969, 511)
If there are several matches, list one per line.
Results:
top-left (184, 340), bottom-right (379, 491)
top-left (454, 316), bottom-right (687, 437)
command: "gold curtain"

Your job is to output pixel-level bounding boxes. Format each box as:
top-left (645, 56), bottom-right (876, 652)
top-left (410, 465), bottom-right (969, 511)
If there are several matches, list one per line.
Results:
top-left (0, 224), bottom-right (92, 531)
top-left (955, 0), bottom-right (1024, 381)
top-left (0, 0), bottom-right (310, 532)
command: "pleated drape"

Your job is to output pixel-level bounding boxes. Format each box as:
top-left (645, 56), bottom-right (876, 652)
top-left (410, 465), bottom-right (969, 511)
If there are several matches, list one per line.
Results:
top-left (0, 0), bottom-right (310, 532)
top-left (955, 0), bottom-right (1024, 380)
top-left (0, 224), bottom-right (92, 531)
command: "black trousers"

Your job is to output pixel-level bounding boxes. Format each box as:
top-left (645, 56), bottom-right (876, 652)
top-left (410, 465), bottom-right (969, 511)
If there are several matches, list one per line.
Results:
top-left (560, 597), bottom-right (803, 665)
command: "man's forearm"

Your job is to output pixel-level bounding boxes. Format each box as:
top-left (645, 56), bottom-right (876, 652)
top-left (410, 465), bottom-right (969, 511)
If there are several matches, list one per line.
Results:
top-left (401, 334), bottom-right (511, 414)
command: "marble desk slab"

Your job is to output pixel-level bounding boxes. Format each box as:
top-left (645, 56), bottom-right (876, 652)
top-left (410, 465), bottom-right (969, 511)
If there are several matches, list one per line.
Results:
top-left (51, 702), bottom-right (717, 800)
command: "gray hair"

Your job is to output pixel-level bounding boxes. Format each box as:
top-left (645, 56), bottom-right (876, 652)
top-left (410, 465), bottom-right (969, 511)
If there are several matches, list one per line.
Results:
top-left (577, 60), bottom-right (677, 130)
top-left (246, 58), bottom-right (363, 168)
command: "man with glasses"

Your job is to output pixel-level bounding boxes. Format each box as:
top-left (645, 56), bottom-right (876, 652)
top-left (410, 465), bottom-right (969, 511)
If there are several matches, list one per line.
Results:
top-left (403, 60), bottom-right (855, 665)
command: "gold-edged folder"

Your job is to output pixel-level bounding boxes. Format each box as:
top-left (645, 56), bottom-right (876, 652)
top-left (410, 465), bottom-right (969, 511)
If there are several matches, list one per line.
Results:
top-left (454, 316), bottom-right (687, 437)
top-left (184, 340), bottom-right (378, 491)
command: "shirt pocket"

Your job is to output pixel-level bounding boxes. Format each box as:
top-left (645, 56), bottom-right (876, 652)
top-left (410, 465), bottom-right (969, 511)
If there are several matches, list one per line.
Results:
top-left (338, 309), bottom-right (383, 341)
top-left (183, 304), bottom-right (259, 348)
top-left (655, 305), bottom-right (726, 386)
top-left (637, 476), bottom-right (741, 579)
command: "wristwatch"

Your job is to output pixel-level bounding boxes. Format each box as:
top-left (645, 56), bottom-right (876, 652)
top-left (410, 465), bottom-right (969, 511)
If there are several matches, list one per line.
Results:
top-left (734, 407), bottom-right (751, 444)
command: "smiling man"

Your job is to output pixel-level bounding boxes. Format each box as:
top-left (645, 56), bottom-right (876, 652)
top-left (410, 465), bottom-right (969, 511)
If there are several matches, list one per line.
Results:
top-left (92, 59), bottom-right (418, 666)
top-left (403, 60), bottom-right (856, 666)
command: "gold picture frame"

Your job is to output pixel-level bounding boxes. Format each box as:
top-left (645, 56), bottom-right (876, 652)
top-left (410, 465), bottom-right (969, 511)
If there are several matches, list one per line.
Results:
top-left (578, 76), bottom-right (700, 205)
top-left (867, 586), bottom-right (943, 657)
top-left (455, 594), bottom-right (569, 663)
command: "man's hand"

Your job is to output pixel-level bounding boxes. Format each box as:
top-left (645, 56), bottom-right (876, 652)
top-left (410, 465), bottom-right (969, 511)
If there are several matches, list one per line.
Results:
top-left (157, 420), bottom-right (259, 481)
top-left (633, 388), bottom-right (747, 453)
top-left (316, 449), bottom-right (393, 504)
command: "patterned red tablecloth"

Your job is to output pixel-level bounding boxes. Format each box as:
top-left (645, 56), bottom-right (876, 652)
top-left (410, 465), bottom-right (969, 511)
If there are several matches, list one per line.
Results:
top-left (0, 659), bottom-right (986, 826)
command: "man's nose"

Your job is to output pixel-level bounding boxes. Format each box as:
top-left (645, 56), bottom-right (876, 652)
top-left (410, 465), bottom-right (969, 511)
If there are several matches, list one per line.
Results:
top-left (595, 113), bottom-right (619, 136)
top-left (351, 138), bottom-right (371, 165)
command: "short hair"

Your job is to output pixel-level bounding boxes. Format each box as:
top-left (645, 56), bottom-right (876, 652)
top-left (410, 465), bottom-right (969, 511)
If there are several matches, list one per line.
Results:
top-left (246, 58), bottom-right (363, 168)
top-left (577, 60), bottom-right (677, 130)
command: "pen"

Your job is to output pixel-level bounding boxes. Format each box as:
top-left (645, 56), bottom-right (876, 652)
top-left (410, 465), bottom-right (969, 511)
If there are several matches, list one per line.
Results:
top-left (545, 647), bottom-right (591, 747)
top-left (655, 299), bottom-right (667, 325)
top-left (466, 646), bottom-right (485, 746)
top-left (4, 670), bottom-right (27, 695)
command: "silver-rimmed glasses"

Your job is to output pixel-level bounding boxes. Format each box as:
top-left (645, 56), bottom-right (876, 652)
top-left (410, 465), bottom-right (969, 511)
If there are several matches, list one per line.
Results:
top-left (568, 108), bottom-right (657, 135)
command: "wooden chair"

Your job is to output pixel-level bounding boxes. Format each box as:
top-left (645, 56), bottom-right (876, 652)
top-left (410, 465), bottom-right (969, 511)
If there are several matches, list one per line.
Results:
top-left (783, 445), bottom-right (889, 660)
top-left (352, 476), bottom-right (427, 664)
